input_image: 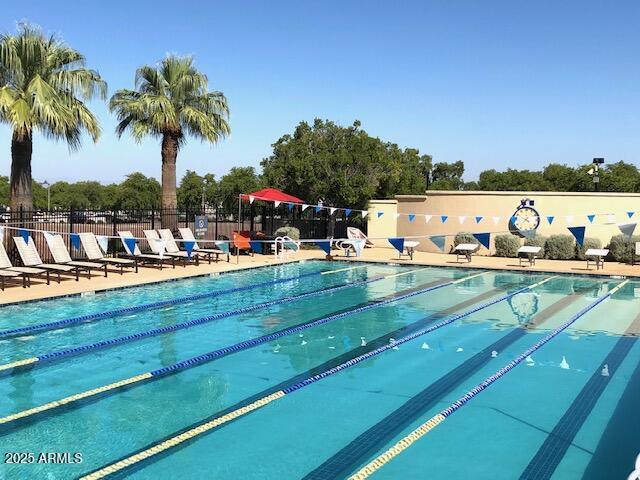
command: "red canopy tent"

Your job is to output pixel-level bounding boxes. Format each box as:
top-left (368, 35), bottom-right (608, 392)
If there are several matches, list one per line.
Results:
top-left (239, 188), bottom-right (305, 204)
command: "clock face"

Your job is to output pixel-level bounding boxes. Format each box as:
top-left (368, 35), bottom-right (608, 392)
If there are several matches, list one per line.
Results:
top-left (509, 206), bottom-right (540, 237)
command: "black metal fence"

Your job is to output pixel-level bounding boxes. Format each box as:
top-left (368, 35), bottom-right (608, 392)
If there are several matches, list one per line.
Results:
top-left (2, 205), bottom-right (367, 264)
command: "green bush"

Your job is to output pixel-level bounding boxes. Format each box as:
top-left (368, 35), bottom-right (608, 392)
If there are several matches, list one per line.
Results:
top-left (453, 232), bottom-right (478, 247)
top-left (524, 235), bottom-right (547, 258)
top-left (494, 234), bottom-right (520, 257)
top-left (575, 237), bottom-right (602, 260)
top-left (274, 226), bottom-right (300, 240)
top-left (545, 235), bottom-right (575, 260)
top-left (607, 234), bottom-right (640, 263)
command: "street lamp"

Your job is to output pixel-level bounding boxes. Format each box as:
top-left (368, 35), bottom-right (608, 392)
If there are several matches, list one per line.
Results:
top-left (589, 158), bottom-right (604, 192)
top-left (42, 180), bottom-right (51, 211)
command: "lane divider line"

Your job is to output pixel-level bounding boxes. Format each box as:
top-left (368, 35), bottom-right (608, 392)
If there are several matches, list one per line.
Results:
top-left (320, 265), bottom-right (370, 275)
top-left (0, 265), bottom-right (374, 340)
top-left (348, 279), bottom-right (629, 480)
top-left (77, 275), bottom-right (551, 480)
top-left (0, 271), bottom-right (490, 430)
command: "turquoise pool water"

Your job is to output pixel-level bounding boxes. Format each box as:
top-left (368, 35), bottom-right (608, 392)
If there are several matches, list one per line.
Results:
top-left (0, 261), bottom-right (637, 479)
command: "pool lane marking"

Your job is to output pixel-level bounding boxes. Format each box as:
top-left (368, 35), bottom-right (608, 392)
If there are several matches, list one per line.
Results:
top-left (320, 265), bottom-right (371, 275)
top-left (0, 265), bottom-right (377, 340)
top-left (348, 279), bottom-right (629, 480)
top-left (0, 271), bottom-right (487, 430)
top-left (77, 276), bottom-right (551, 480)
top-left (0, 269), bottom-right (450, 375)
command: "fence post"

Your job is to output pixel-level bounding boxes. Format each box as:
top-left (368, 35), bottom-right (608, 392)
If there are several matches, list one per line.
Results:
top-left (214, 206), bottom-right (218, 240)
top-left (151, 206), bottom-right (155, 230)
top-left (69, 206), bottom-right (75, 255)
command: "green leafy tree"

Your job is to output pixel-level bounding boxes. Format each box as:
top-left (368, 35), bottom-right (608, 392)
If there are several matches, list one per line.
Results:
top-left (177, 170), bottom-right (205, 210)
top-left (114, 172), bottom-right (161, 209)
top-left (429, 161), bottom-right (466, 190)
top-left (599, 161), bottom-right (640, 192)
top-left (0, 176), bottom-right (9, 207)
top-left (477, 168), bottom-right (550, 191)
top-left (109, 55), bottom-right (230, 227)
top-left (0, 23), bottom-right (106, 213)
top-left (218, 167), bottom-right (261, 211)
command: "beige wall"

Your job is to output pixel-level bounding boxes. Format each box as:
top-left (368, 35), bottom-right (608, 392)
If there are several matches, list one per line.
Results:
top-left (369, 191), bottom-right (640, 254)
top-left (367, 199), bottom-right (397, 246)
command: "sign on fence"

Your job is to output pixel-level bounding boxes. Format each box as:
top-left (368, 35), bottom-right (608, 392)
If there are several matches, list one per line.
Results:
top-left (194, 215), bottom-right (208, 238)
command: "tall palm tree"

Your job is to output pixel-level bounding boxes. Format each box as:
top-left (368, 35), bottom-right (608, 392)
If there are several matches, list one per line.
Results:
top-left (109, 55), bottom-right (229, 228)
top-left (0, 23), bottom-right (107, 213)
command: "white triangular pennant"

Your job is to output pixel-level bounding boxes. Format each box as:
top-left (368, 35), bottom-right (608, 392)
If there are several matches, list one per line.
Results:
top-left (302, 204), bottom-right (310, 212)
top-left (458, 216), bottom-right (466, 224)
top-left (361, 210), bottom-right (368, 218)
top-left (492, 216), bottom-right (500, 225)
top-left (249, 195), bottom-right (255, 204)
top-left (607, 214), bottom-right (615, 224)
top-left (96, 235), bottom-right (109, 253)
top-left (330, 207), bottom-right (337, 215)
top-left (151, 238), bottom-right (166, 258)
top-left (274, 201), bottom-right (281, 207)
top-left (565, 215), bottom-right (574, 225)
top-left (424, 214), bottom-right (432, 224)
top-left (0, 226), bottom-right (4, 242)
top-left (395, 213), bottom-right (401, 219)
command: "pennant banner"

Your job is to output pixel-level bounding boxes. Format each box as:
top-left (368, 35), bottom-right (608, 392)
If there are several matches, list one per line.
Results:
top-left (568, 226), bottom-right (586, 246)
top-left (458, 216), bottom-right (466, 225)
top-left (96, 235), bottom-right (109, 253)
top-left (472, 232), bottom-right (491, 249)
top-left (329, 207), bottom-right (337, 215)
top-left (627, 211), bottom-right (635, 219)
top-left (124, 237), bottom-right (137, 254)
top-left (475, 216), bottom-right (483, 224)
top-left (492, 216), bottom-right (501, 225)
top-left (547, 216), bottom-right (555, 225)
top-left (274, 201), bottom-right (281, 208)
top-left (315, 240), bottom-right (331, 255)
top-left (618, 222), bottom-right (637, 238)
top-left (70, 233), bottom-right (81, 250)
top-left (424, 214), bottom-right (432, 224)
top-left (287, 203), bottom-right (294, 211)
top-left (302, 204), bottom-right (310, 212)
top-left (0, 226), bottom-right (4, 243)
top-left (377, 211), bottom-right (384, 218)
top-left (361, 210), bottom-right (368, 218)
top-left (430, 235), bottom-right (446, 252)
top-left (315, 206), bottom-right (322, 213)
top-left (388, 237), bottom-right (405, 254)
top-left (215, 241), bottom-right (230, 254)
top-left (184, 240), bottom-right (196, 258)
top-left (408, 214), bottom-right (415, 223)
top-left (587, 215), bottom-right (595, 224)
top-left (18, 228), bottom-right (29, 244)
top-left (249, 195), bottom-right (255, 204)
top-left (151, 238), bottom-right (166, 258)
top-left (249, 240), bottom-right (263, 254)
top-left (440, 215), bottom-right (448, 224)
top-left (345, 209), bottom-right (352, 217)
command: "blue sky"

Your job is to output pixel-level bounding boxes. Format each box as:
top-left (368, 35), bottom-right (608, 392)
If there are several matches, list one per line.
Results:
top-left (2, 0), bottom-right (639, 185)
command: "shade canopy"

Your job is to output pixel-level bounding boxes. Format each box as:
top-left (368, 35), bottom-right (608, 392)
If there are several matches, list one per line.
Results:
top-left (240, 188), bottom-right (305, 204)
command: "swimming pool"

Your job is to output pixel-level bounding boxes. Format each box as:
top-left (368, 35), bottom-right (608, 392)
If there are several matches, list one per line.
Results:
top-left (0, 261), bottom-right (637, 479)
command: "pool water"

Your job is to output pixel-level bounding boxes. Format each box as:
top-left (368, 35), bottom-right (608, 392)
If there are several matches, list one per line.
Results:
top-left (0, 261), bottom-right (637, 480)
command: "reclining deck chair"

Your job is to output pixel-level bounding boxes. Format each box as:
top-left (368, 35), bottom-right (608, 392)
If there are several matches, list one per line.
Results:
top-left (14, 236), bottom-right (79, 282)
top-left (118, 231), bottom-right (173, 269)
top-left (79, 232), bottom-right (138, 274)
top-left (44, 233), bottom-right (108, 278)
top-left (178, 227), bottom-right (230, 263)
top-left (0, 241), bottom-right (48, 289)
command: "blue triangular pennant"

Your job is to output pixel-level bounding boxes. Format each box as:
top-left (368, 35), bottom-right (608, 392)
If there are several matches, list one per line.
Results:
top-left (215, 241), bottom-right (230, 254)
top-left (345, 209), bottom-right (352, 217)
top-left (315, 205), bottom-right (322, 213)
top-left (472, 232), bottom-right (491, 249)
top-left (475, 216), bottom-right (483, 224)
top-left (627, 211), bottom-right (635, 219)
top-left (547, 216), bottom-right (555, 225)
top-left (408, 214), bottom-right (415, 222)
top-left (377, 211), bottom-right (384, 218)
top-left (315, 240), bottom-right (331, 255)
top-left (70, 233), bottom-right (81, 250)
top-left (249, 240), bottom-right (262, 254)
top-left (618, 222), bottom-right (637, 238)
top-left (567, 226), bottom-right (586, 246)
top-left (511, 216), bottom-right (518, 224)
top-left (388, 237), bottom-right (405, 254)
top-left (124, 237), bottom-right (137, 254)
top-left (430, 235), bottom-right (446, 252)
top-left (184, 240), bottom-right (196, 257)
top-left (18, 228), bottom-right (29, 244)
top-left (287, 203), bottom-right (294, 212)
top-left (440, 215), bottom-right (448, 223)
top-left (587, 215), bottom-right (595, 224)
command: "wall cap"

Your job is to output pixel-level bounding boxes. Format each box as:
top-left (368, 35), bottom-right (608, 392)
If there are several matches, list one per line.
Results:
top-left (394, 190), bottom-right (640, 199)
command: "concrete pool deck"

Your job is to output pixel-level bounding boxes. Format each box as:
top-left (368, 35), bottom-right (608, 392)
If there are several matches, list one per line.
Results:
top-left (0, 247), bottom-right (638, 305)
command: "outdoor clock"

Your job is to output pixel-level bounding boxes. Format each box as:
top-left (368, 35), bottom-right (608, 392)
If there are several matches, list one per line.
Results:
top-left (508, 198), bottom-right (540, 238)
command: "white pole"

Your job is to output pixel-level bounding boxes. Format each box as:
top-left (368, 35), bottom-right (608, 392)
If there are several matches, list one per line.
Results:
top-left (236, 195), bottom-right (241, 264)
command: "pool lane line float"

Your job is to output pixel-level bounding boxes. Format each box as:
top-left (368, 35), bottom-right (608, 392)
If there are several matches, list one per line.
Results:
top-left (76, 276), bottom-right (555, 480)
top-left (347, 279), bottom-right (629, 480)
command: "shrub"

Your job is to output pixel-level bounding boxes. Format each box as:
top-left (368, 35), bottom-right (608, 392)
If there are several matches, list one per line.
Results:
top-left (575, 237), bottom-right (602, 260)
top-left (453, 232), bottom-right (478, 247)
top-left (494, 234), bottom-right (520, 257)
top-left (274, 226), bottom-right (300, 240)
top-left (545, 235), bottom-right (575, 260)
top-left (607, 234), bottom-right (640, 263)
top-left (524, 235), bottom-right (547, 258)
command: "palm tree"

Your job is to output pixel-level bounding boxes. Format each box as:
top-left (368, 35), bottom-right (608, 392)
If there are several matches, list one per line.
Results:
top-left (109, 55), bottom-right (229, 228)
top-left (0, 23), bottom-right (106, 213)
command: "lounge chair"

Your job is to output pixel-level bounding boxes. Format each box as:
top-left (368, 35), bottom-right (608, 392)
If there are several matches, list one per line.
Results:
top-left (178, 227), bottom-right (230, 263)
top-left (0, 241), bottom-right (48, 289)
top-left (633, 242), bottom-right (640, 265)
top-left (232, 231), bottom-right (253, 256)
top-left (118, 231), bottom-right (174, 269)
top-left (158, 229), bottom-right (201, 265)
top-left (454, 243), bottom-right (478, 263)
top-left (144, 230), bottom-right (197, 267)
top-left (517, 246), bottom-right (541, 267)
top-left (13, 236), bottom-right (79, 282)
top-left (79, 232), bottom-right (138, 274)
top-left (347, 227), bottom-right (374, 248)
top-left (585, 248), bottom-right (609, 270)
top-left (44, 233), bottom-right (109, 278)
top-left (398, 240), bottom-right (419, 260)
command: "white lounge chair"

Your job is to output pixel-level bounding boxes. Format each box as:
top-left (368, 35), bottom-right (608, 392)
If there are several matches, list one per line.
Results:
top-left (144, 230), bottom-right (197, 267)
top-left (347, 227), bottom-right (374, 248)
top-left (0, 241), bottom-right (48, 289)
top-left (158, 229), bottom-right (202, 266)
top-left (79, 233), bottom-right (138, 274)
top-left (517, 246), bottom-right (541, 267)
top-left (44, 233), bottom-right (108, 278)
top-left (178, 227), bottom-right (230, 263)
top-left (118, 231), bottom-right (173, 269)
top-left (454, 243), bottom-right (478, 263)
top-left (633, 242), bottom-right (640, 265)
top-left (13, 236), bottom-right (78, 282)
top-left (400, 241), bottom-right (420, 260)
top-left (585, 248), bottom-right (609, 270)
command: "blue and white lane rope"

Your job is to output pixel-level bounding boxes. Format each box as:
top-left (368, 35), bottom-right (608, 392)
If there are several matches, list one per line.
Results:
top-left (0, 271), bottom-right (487, 428)
top-left (0, 266), bottom-right (373, 340)
top-left (0, 268), bottom-right (429, 374)
top-left (77, 275), bottom-right (556, 480)
top-left (348, 279), bottom-right (629, 480)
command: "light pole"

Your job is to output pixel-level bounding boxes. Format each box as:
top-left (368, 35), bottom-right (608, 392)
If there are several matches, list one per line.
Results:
top-left (591, 158), bottom-right (604, 192)
top-left (42, 180), bottom-right (51, 211)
